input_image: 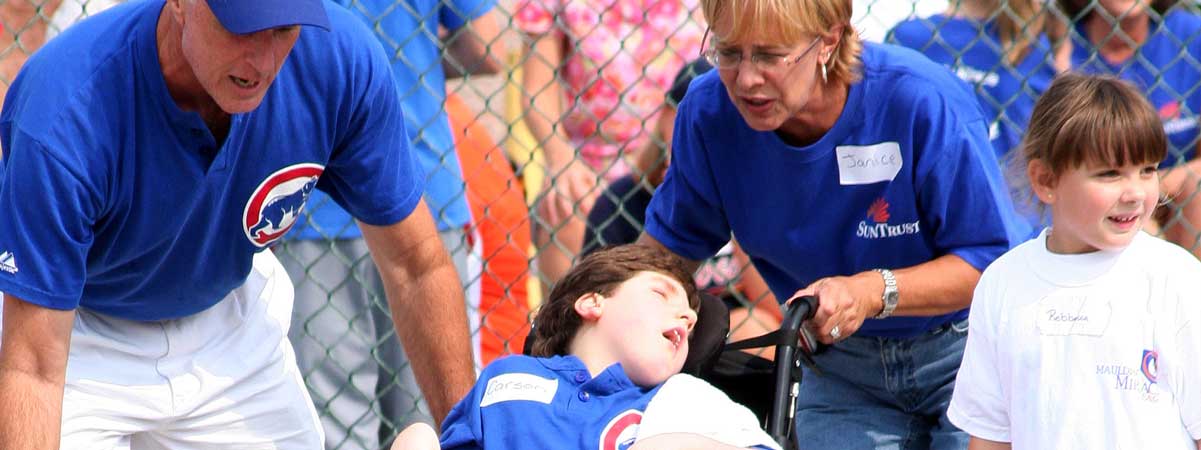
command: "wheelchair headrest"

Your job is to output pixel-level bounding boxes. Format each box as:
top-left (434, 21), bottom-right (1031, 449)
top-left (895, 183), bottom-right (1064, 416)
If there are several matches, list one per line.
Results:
top-left (521, 292), bottom-right (730, 377)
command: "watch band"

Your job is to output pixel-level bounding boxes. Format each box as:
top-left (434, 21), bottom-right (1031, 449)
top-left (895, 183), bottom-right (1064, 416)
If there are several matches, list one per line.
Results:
top-left (873, 268), bottom-right (898, 319)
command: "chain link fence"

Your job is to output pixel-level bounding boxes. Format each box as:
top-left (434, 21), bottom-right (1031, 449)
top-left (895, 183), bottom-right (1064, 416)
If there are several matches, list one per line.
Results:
top-left (4, 0), bottom-right (1201, 448)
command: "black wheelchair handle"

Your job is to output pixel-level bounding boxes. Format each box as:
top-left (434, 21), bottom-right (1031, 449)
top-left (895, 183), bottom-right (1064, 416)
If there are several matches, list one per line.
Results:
top-left (768, 295), bottom-right (819, 443)
top-left (777, 295), bottom-right (818, 347)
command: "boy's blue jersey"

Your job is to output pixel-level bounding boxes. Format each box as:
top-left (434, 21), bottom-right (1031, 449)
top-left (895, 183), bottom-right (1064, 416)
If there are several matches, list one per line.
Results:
top-left (0, 0), bottom-right (422, 320)
top-left (1072, 9), bottom-right (1201, 167)
top-left (646, 43), bottom-right (1029, 339)
top-left (888, 14), bottom-right (1057, 160)
top-left (440, 355), bottom-right (663, 450)
top-left (289, 0), bottom-right (496, 239)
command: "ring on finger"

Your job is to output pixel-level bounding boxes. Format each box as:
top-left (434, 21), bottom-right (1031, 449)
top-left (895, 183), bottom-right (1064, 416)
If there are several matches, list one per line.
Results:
top-left (830, 325), bottom-right (842, 340)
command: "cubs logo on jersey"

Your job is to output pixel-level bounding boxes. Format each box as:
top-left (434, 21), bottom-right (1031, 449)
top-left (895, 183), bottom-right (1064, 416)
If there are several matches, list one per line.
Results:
top-left (243, 163), bottom-right (325, 247)
top-left (599, 409), bottom-right (642, 450)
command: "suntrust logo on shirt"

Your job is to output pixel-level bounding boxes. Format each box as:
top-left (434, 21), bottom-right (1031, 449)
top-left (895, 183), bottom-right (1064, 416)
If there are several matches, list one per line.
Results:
top-left (856, 198), bottom-right (920, 239)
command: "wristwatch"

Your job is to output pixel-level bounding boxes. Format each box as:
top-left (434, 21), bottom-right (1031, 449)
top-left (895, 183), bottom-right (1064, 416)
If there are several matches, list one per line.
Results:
top-left (873, 268), bottom-right (898, 319)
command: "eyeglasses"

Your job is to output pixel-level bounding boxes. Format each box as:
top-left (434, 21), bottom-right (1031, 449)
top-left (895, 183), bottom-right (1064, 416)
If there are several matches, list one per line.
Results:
top-left (701, 29), bottom-right (822, 75)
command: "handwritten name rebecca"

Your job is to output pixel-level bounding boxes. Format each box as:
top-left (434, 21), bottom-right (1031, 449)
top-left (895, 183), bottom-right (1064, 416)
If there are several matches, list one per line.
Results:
top-left (1046, 309), bottom-right (1089, 323)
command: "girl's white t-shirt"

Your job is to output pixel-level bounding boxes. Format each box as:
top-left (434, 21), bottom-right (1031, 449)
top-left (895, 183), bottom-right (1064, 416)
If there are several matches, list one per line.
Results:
top-left (949, 230), bottom-right (1201, 448)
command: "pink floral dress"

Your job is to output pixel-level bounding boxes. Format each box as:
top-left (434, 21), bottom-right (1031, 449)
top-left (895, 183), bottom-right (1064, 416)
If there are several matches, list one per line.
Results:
top-left (514, 0), bottom-right (705, 180)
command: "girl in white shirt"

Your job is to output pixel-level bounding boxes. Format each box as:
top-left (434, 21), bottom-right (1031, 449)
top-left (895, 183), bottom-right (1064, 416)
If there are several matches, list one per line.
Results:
top-left (948, 72), bottom-right (1201, 450)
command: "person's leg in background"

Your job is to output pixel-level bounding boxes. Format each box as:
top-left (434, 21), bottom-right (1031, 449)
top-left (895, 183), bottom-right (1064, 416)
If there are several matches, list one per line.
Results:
top-left (279, 239), bottom-right (383, 450)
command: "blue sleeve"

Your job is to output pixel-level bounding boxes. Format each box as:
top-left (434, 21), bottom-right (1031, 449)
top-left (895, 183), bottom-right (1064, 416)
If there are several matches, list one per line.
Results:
top-left (439, 373), bottom-right (487, 450)
top-left (441, 0), bottom-right (496, 30)
top-left (885, 18), bottom-right (937, 51)
top-left (910, 92), bottom-right (1029, 270)
top-left (319, 25), bottom-right (424, 227)
top-left (644, 95), bottom-right (732, 261)
top-left (0, 131), bottom-right (97, 309)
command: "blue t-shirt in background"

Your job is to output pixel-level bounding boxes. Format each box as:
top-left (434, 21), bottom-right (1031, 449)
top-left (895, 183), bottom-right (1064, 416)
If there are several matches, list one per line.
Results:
top-left (289, 0), bottom-right (495, 239)
top-left (888, 14), bottom-right (1056, 160)
top-left (1071, 9), bottom-right (1201, 167)
top-left (888, 14), bottom-right (1056, 232)
top-left (646, 43), bottom-right (1029, 339)
top-left (0, 0), bottom-right (422, 320)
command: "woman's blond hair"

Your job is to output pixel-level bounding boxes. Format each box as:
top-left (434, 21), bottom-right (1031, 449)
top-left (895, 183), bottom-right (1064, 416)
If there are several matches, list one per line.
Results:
top-left (700, 0), bottom-right (862, 85)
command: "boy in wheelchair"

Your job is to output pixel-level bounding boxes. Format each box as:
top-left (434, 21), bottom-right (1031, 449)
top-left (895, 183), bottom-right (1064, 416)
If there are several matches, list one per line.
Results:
top-left (429, 244), bottom-right (780, 450)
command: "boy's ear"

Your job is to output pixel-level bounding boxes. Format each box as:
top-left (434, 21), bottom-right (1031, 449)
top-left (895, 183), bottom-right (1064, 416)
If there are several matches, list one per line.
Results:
top-left (574, 293), bottom-right (604, 321)
top-left (1027, 159), bottom-right (1057, 204)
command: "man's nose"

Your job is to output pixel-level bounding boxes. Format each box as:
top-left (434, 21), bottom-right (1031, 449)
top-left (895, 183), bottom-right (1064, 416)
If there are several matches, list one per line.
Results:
top-left (241, 30), bottom-right (279, 72)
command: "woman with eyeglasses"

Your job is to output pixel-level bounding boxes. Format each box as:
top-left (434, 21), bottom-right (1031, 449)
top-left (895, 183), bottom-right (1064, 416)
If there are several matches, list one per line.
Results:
top-left (636, 0), bottom-right (1030, 448)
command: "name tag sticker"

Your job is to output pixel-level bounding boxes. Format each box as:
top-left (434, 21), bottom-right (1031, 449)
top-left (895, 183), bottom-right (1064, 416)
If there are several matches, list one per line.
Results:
top-left (480, 373), bottom-right (559, 407)
top-left (1037, 294), bottom-right (1111, 336)
top-left (836, 142), bottom-right (903, 185)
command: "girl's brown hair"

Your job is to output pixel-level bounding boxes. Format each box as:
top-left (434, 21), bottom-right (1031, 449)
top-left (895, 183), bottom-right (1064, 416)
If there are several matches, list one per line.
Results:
top-left (1022, 73), bottom-right (1166, 185)
top-left (529, 244), bottom-right (700, 357)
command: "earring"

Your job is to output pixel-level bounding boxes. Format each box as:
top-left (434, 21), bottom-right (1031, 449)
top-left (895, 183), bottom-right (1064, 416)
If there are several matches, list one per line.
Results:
top-left (820, 55), bottom-right (828, 84)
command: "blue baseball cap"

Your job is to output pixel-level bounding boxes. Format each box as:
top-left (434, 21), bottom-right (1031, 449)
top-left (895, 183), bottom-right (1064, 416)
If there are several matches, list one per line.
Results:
top-left (206, 0), bottom-right (331, 35)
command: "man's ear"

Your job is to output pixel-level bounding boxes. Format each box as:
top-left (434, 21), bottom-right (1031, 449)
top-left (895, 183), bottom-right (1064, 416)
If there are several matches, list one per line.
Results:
top-left (574, 293), bottom-right (604, 322)
top-left (1027, 159), bottom-right (1057, 205)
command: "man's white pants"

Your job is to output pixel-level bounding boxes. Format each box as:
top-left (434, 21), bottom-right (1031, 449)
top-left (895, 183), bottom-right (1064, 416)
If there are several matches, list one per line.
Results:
top-left (40, 251), bottom-right (322, 449)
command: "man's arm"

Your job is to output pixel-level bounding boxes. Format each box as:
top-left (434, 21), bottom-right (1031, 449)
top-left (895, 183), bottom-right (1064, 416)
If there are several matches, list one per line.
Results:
top-left (441, 10), bottom-right (503, 78)
top-left (358, 200), bottom-right (475, 426)
top-left (0, 294), bottom-right (75, 450)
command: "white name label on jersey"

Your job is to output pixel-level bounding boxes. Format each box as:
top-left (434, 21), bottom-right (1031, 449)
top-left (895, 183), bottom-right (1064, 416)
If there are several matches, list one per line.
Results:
top-left (836, 142), bottom-right (902, 185)
top-left (480, 373), bottom-right (559, 407)
top-left (1037, 294), bottom-right (1111, 336)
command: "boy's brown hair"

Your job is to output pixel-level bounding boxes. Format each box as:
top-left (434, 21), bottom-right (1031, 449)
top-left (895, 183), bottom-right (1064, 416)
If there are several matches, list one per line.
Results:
top-left (1022, 72), bottom-right (1167, 186)
top-left (528, 244), bottom-right (700, 357)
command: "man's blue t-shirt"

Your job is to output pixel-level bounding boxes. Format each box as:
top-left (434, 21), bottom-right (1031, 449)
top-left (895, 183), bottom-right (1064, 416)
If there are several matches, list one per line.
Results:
top-left (288, 0), bottom-right (495, 239)
top-left (646, 43), bottom-right (1029, 339)
top-left (0, 0), bottom-right (422, 320)
top-left (1071, 9), bottom-right (1201, 167)
top-left (888, 14), bottom-right (1057, 160)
